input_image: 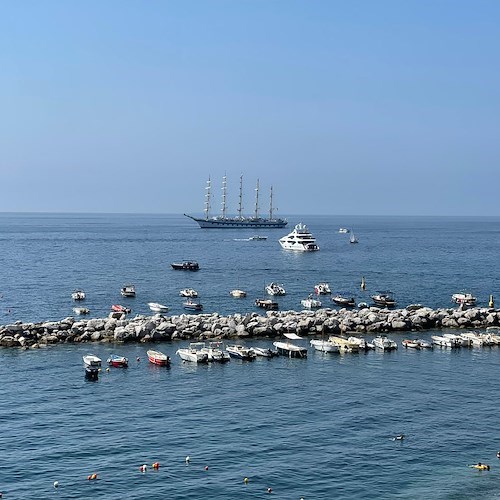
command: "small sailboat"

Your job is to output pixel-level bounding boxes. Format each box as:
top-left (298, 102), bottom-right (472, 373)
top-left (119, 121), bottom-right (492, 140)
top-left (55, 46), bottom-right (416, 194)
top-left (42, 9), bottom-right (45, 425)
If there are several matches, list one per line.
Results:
top-left (350, 230), bottom-right (359, 244)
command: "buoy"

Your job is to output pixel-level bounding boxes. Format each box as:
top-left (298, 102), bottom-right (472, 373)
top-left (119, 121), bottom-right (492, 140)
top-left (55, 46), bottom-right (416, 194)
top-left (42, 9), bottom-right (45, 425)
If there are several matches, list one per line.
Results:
top-left (106, 367), bottom-right (110, 372)
top-left (185, 455), bottom-right (190, 464)
top-left (267, 487), bottom-right (273, 493)
top-left (87, 473), bottom-right (98, 480)
top-left (361, 276), bottom-right (366, 290)
top-left (489, 294), bottom-right (494, 308)
top-left (140, 464), bottom-right (147, 473)
top-left (152, 462), bottom-right (160, 469)
top-left (244, 477), bottom-right (249, 484)
top-left (204, 465), bottom-right (209, 471)
top-left (54, 481), bottom-right (59, 488)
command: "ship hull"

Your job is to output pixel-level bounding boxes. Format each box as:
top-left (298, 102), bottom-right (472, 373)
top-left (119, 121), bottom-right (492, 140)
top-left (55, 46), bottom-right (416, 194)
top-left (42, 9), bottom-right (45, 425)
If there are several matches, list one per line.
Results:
top-left (184, 214), bottom-right (287, 229)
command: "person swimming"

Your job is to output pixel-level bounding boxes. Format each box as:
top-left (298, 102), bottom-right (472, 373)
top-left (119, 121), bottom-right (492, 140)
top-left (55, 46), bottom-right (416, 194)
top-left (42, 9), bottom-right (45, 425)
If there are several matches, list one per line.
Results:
top-left (470, 462), bottom-right (490, 470)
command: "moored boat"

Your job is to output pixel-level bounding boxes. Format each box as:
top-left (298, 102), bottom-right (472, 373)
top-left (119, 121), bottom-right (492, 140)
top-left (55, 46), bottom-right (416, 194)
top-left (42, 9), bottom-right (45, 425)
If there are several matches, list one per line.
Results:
top-left (452, 291), bottom-right (476, 307)
top-left (371, 291), bottom-right (396, 308)
top-left (314, 282), bottom-right (331, 295)
top-left (273, 333), bottom-right (308, 358)
top-left (310, 339), bottom-right (339, 353)
top-left (147, 350), bottom-right (170, 366)
top-left (373, 335), bottom-right (398, 350)
top-left (183, 299), bottom-right (203, 311)
top-left (179, 288), bottom-right (198, 297)
top-left (301, 296), bottom-right (322, 309)
top-left (176, 343), bottom-right (209, 363)
top-left (73, 307), bottom-right (90, 315)
top-left (226, 344), bottom-right (256, 360)
top-left (111, 304), bottom-right (131, 314)
top-left (71, 289), bottom-right (86, 301)
top-left (107, 354), bottom-right (129, 367)
top-left (328, 336), bottom-right (359, 353)
top-left (332, 293), bottom-right (356, 308)
top-left (431, 335), bottom-right (457, 348)
top-left (402, 339), bottom-right (420, 349)
top-left (171, 261), bottom-right (199, 271)
top-left (265, 282), bottom-right (286, 295)
top-left (201, 341), bottom-right (231, 362)
top-left (255, 298), bottom-right (278, 310)
top-left (83, 354), bottom-right (101, 378)
top-left (120, 284), bottom-right (136, 297)
top-left (230, 289), bottom-right (247, 298)
top-left (148, 302), bottom-right (169, 313)
top-left (251, 346), bottom-right (278, 357)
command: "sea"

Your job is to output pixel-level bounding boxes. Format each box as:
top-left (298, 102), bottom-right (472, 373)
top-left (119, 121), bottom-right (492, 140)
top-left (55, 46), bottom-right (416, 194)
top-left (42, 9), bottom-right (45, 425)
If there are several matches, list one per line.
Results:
top-left (1, 213), bottom-right (500, 499)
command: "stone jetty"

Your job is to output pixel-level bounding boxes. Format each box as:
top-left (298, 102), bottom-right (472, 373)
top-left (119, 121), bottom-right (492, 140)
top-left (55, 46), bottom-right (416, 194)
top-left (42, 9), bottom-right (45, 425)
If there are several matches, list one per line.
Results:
top-left (0, 305), bottom-right (499, 348)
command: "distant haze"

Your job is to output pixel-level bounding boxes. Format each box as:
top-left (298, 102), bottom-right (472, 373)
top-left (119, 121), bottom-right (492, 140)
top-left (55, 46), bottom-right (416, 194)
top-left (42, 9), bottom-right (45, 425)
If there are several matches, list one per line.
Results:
top-left (1, 1), bottom-right (499, 215)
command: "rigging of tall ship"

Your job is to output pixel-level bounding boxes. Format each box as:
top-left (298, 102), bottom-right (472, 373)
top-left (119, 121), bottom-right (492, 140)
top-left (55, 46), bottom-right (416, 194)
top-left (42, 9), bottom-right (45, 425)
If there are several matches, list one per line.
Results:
top-left (184, 175), bottom-right (287, 228)
top-left (279, 223), bottom-right (319, 251)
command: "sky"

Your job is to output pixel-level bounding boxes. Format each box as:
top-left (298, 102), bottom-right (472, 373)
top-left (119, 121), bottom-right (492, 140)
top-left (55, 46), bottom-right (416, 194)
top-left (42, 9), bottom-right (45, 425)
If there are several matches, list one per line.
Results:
top-left (1, 0), bottom-right (499, 216)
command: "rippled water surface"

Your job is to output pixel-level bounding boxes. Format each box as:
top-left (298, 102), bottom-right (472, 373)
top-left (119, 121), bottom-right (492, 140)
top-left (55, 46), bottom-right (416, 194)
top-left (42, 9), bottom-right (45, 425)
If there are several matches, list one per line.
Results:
top-left (1, 213), bottom-right (500, 499)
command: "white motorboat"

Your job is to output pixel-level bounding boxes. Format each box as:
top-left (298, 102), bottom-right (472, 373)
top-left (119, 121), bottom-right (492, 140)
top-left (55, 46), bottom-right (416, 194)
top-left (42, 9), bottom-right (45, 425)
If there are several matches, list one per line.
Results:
top-left (83, 354), bottom-right (101, 378)
top-left (73, 307), bottom-right (90, 315)
top-left (71, 289), bottom-right (86, 301)
top-left (460, 332), bottom-right (485, 347)
top-left (179, 288), bottom-right (198, 298)
top-left (348, 336), bottom-right (371, 350)
top-left (314, 282), bottom-right (331, 295)
top-left (310, 339), bottom-right (339, 353)
top-left (402, 339), bottom-right (420, 349)
top-left (332, 293), bottom-right (356, 308)
top-left (255, 298), bottom-right (279, 310)
top-left (338, 228), bottom-right (350, 234)
top-left (121, 284), bottom-right (136, 297)
top-left (226, 345), bottom-right (256, 360)
top-left (371, 291), bottom-right (396, 308)
top-left (431, 335), bottom-right (458, 348)
top-left (248, 235), bottom-right (268, 241)
top-left (443, 333), bottom-right (470, 347)
top-left (148, 302), bottom-right (169, 313)
top-left (373, 335), bottom-right (398, 350)
top-left (279, 223), bottom-right (319, 252)
top-left (328, 336), bottom-right (359, 353)
top-left (201, 341), bottom-right (231, 362)
top-left (251, 346), bottom-right (278, 357)
top-left (301, 297), bottom-right (322, 309)
top-left (273, 333), bottom-right (308, 358)
top-left (415, 339), bottom-right (432, 349)
top-left (230, 289), bottom-right (247, 298)
top-left (176, 342), bottom-right (209, 363)
top-left (266, 282), bottom-right (286, 296)
top-left (452, 292), bottom-right (476, 306)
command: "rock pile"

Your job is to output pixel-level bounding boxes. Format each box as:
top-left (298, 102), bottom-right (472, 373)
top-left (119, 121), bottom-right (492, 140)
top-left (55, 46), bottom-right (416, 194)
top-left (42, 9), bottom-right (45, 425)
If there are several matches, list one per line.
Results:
top-left (0, 306), bottom-right (499, 348)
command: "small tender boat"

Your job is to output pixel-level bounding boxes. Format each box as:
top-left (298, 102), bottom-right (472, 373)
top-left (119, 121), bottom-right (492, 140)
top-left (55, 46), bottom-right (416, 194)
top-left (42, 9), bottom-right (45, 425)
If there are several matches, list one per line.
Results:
top-left (179, 288), bottom-right (198, 298)
top-left (332, 293), bottom-right (356, 308)
top-left (230, 289), bottom-right (247, 298)
top-left (226, 345), bottom-right (256, 360)
top-left (314, 282), bottom-right (331, 295)
top-left (201, 341), bottom-right (231, 362)
top-left (348, 336), bottom-right (371, 350)
top-left (301, 297), bottom-right (322, 309)
top-left (176, 343), bottom-right (209, 363)
top-left (107, 354), bottom-right (129, 367)
top-left (83, 354), bottom-right (101, 378)
top-left (371, 291), bottom-right (396, 308)
top-left (451, 291), bottom-right (476, 306)
top-left (402, 339), bottom-right (420, 349)
top-left (310, 339), bottom-right (339, 353)
top-left (171, 261), bottom-right (199, 271)
top-left (416, 339), bottom-right (432, 349)
top-left (111, 304), bottom-right (131, 314)
top-left (72, 289), bottom-right (86, 301)
top-left (248, 235), bottom-right (268, 241)
top-left (338, 228), bottom-right (350, 234)
top-left (255, 298), bottom-right (279, 310)
top-left (73, 307), bottom-right (90, 315)
top-left (373, 335), bottom-right (398, 350)
top-left (328, 336), bottom-right (359, 353)
top-left (120, 284), bottom-right (136, 297)
top-left (431, 335), bottom-right (457, 348)
top-left (443, 333), bottom-right (469, 347)
top-left (147, 350), bottom-right (170, 366)
top-left (183, 299), bottom-right (203, 311)
top-left (148, 302), bottom-right (169, 313)
top-left (273, 333), bottom-right (308, 358)
top-left (265, 282), bottom-right (286, 295)
top-left (251, 346), bottom-right (278, 357)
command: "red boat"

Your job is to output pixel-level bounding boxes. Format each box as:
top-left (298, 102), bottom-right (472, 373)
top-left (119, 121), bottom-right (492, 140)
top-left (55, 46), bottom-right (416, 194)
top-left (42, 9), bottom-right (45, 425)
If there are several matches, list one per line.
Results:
top-left (147, 350), bottom-right (170, 366)
top-left (107, 354), bottom-right (129, 367)
top-left (112, 304), bottom-right (131, 313)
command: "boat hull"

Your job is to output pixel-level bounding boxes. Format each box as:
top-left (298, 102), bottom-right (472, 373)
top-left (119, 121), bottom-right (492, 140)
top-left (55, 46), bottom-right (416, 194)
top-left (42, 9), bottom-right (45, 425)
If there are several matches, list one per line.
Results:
top-left (147, 350), bottom-right (170, 366)
top-left (185, 214), bottom-right (287, 229)
top-left (273, 341), bottom-right (307, 358)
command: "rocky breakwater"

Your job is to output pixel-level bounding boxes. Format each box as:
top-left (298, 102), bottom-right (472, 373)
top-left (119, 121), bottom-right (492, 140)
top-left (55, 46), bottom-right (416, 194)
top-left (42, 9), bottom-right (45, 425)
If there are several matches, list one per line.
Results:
top-left (0, 306), bottom-right (499, 348)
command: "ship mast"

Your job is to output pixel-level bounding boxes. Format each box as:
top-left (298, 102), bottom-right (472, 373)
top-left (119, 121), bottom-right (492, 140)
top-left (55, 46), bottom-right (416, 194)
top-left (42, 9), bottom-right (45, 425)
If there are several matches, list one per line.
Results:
top-left (204, 176), bottom-right (211, 220)
top-left (269, 185), bottom-right (274, 220)
top-left (221, 174), bottom-right (227, 219)
top-left (254, 178), bottom-right (260, 219)
top-left (237, 174), bottom-right (244, 219)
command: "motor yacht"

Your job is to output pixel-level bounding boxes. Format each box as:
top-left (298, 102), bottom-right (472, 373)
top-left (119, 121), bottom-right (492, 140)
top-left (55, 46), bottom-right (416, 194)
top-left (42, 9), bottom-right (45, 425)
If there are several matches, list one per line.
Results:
top-left (279, 223), bottom-right (319, 251)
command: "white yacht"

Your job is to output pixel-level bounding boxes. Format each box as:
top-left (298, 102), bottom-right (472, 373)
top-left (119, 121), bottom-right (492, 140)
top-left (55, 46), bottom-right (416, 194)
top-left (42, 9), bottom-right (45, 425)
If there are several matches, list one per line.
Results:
top-left (279, 223), bottom-right (319, 252)
top-left (176, 342), bottom-right (208, 363)
top-left (266, 282), bottom-right (286, 296)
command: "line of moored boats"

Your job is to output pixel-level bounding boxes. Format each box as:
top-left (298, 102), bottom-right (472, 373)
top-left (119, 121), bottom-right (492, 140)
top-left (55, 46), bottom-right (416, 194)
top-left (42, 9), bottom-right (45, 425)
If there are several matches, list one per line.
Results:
top-left (82, 327), bottom-right (500, 378)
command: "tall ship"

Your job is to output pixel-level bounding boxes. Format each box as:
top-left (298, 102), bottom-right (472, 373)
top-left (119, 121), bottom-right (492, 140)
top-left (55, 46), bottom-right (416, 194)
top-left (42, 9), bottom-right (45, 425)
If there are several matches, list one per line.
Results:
top-left (184, 175), bottom-right (287, 228)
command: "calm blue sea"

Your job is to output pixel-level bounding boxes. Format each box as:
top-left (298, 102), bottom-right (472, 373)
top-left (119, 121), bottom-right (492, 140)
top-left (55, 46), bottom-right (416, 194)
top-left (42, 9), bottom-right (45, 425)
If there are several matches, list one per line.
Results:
top-left (1, 213), bottom-right (500, 499)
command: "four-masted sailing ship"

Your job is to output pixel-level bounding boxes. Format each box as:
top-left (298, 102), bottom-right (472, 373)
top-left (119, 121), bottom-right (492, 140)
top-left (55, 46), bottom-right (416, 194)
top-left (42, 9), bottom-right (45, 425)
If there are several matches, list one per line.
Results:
top-left (184, 175), bottom-right (287, 228)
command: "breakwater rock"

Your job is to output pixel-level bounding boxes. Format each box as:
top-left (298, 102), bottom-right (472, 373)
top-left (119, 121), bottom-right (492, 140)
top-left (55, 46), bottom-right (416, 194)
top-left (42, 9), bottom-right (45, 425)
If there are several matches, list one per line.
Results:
top-left (1, 306), bottom-right (499, 349)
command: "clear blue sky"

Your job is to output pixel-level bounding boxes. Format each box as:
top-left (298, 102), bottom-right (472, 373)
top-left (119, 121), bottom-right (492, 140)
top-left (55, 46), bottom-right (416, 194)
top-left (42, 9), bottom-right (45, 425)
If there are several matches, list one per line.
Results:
top-left (1, 0), bottom-right (499, 215)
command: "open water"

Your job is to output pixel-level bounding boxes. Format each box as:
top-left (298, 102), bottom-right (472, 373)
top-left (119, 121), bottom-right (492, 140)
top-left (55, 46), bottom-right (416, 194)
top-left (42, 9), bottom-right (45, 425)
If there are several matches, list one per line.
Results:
top-left (1, 213), bottom-right (500, 499)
